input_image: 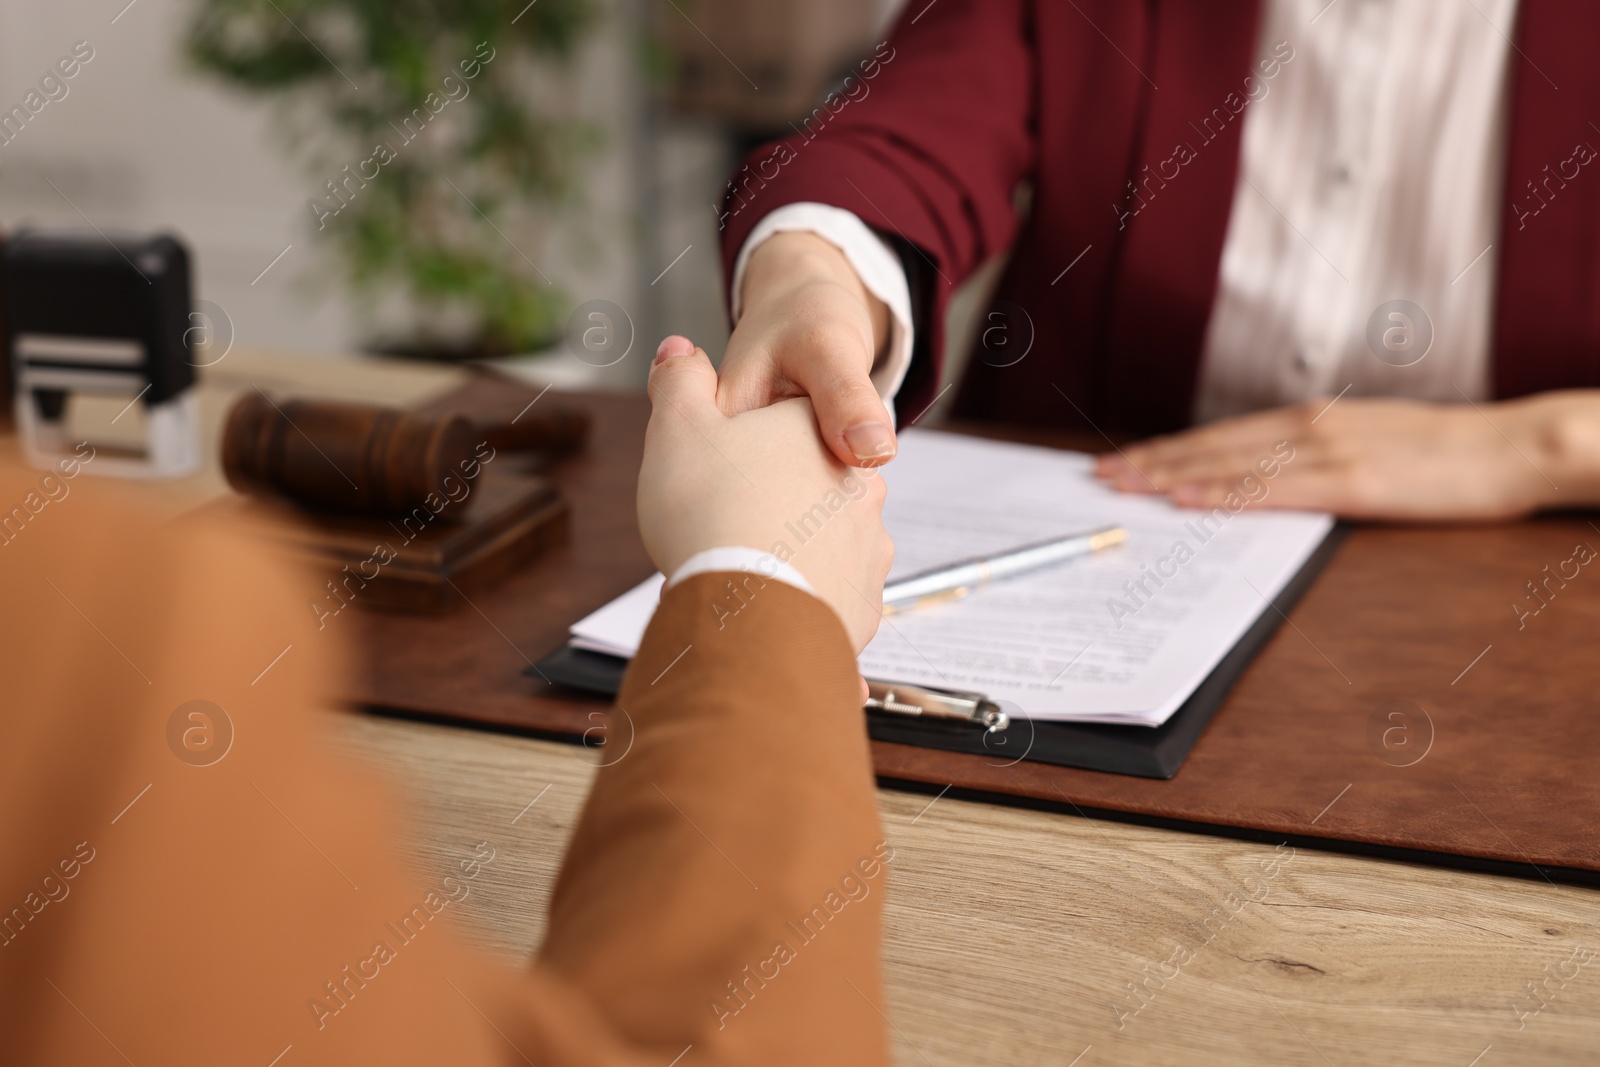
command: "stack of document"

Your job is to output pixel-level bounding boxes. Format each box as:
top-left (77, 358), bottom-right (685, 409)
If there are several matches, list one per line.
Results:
top-left (569, 429), bottom-right (1333, 727)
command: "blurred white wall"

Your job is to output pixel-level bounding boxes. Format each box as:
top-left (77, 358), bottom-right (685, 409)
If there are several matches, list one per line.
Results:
top-left (1, 0), bottom-right (359, 354)
top-left (0, 0), bottom-right (661, 379)
top-left (0, 0), bottom-right (907, 385)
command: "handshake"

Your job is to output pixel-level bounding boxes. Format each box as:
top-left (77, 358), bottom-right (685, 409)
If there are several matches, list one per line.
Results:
top-left (638, 333), bottom-right (895, 652)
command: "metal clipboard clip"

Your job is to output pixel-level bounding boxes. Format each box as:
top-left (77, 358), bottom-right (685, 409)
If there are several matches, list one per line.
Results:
top-left (864, 680), bottom-right (1010, 734)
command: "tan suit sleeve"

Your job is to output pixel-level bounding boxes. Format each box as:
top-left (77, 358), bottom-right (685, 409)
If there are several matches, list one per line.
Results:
top-left (0, 459), bottom-right (889, 1067)
top-left (539, 571), bottom-right (894, 1065)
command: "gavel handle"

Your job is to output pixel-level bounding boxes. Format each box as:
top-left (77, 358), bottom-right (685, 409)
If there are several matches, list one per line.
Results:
top-left (475, 404), bottom-right (590, 455)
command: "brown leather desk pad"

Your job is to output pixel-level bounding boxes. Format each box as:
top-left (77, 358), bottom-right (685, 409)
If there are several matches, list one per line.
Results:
top-left (347, 377), bottom-right (1600, 883)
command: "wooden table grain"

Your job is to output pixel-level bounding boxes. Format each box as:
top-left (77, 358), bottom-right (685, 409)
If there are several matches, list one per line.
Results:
top-left (339, 711), bottom-right (1600, 1067)
top-left (200, 350), bottom-right (1600, 1065)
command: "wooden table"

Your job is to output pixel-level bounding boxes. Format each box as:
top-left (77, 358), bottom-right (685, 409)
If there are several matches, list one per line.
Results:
top-left (160, 350), bottom-right (1600, 1065)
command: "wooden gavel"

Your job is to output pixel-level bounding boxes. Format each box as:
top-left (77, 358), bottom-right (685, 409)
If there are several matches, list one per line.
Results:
top-left (224, 388), bottom-right (591, 516)
top-left (223, 392), bottom-right (480, 516)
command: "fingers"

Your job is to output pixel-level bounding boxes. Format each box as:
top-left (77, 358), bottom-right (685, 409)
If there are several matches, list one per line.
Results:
top-left (1094, 448), bottom-right (1165, 492)
top-left (800, 364), bottom-right (898, 468)
top-left (1168, 466), bottom-right (1362, 515)
top-left (1096, 406), bottom-right (1307, 481)
top-left (1097, 406), bottom-right (1312, 497)
top-left (1109, 444), bottom-right (1285, 493)
top-left (722, 336), bottom-right (897, 466)
top-left (716, 347), bottom-right (793, 417)
top-left (647, 335), bottom-right (719, 422)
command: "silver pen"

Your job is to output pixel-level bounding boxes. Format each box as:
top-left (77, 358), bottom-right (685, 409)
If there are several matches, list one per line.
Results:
top-left (881, 524), bottom-right (1128, 614)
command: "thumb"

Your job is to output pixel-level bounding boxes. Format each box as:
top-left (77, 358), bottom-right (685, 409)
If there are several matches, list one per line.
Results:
top-left (647, 335), bottom-right (718, 419)
top-left (792, 360), bottom-right (897, 468)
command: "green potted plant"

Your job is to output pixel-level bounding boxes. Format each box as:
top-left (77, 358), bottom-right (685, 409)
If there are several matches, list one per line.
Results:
top-left (185, 0), bottom-right (598, 359)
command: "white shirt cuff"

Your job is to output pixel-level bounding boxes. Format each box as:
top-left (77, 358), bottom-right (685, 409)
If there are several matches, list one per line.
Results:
top-left (730, 202), bottom-right (916, 421)
top-left (665, 546), bottom-right (814, 595)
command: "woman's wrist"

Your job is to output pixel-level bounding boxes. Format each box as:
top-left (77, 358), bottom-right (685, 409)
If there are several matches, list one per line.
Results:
top-left (1509, 391), bottom-right (1600, 509)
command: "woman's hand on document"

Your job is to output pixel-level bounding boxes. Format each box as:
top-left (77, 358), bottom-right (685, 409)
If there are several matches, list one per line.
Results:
top-left (1095, 394), bottom-right (1594, 520)
top-left (639, 335), bottom-right (895, 650)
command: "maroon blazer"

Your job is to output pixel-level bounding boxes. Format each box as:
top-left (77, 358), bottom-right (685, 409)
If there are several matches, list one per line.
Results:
top-left (717, 0), bottom-right (1600, 436)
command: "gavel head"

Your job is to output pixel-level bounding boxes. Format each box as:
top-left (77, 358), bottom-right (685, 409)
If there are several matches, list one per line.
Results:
top-left (222, 392), bottom-right (478, 517)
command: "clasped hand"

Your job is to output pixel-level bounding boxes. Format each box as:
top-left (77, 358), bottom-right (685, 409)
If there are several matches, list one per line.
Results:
top-left (637, 335), bottom-right (894, 651)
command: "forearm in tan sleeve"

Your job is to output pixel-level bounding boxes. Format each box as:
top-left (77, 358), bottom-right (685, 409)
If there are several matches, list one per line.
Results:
top-left (538, 572), bottom-right (893, 1067)
top-left (0, 474), bottom-right (545, 1064)
top-left (0, 468), bottom-right (649, 1067)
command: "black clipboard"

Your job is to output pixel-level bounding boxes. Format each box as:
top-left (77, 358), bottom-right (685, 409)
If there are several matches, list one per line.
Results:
top-left (529, 526), bottom-right (1345, 780)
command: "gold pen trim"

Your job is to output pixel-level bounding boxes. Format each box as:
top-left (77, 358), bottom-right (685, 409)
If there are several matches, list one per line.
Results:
top-left (1088, 527), bottom-right (1130, 551)
top-left (881, 585), bottom-right (972, 616)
